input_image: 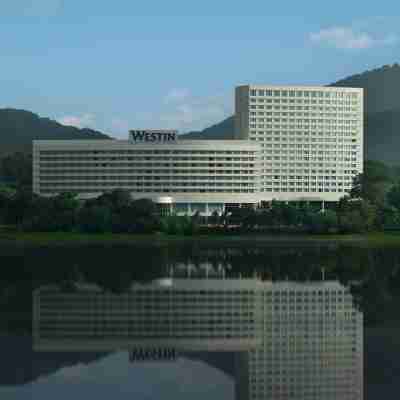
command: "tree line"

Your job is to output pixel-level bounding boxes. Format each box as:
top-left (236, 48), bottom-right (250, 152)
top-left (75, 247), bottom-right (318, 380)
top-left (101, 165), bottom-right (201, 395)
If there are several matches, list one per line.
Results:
top-left (1, 158), bottom-right (400, 235)
top-left (0, 188), bottom-right (203, 235)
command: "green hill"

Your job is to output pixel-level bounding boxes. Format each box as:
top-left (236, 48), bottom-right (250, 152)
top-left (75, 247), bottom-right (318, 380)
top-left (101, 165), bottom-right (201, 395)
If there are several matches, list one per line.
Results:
top-left (0, 109), bottom-right (111, 157)
top-left (331, 63), bottom-right (400, 113)
top-left (180, 116), bottom-right (234, 140)
top-left (181, 64), bottom-right (400, 166)
top-left (366, 109), bottom-right (400, 165)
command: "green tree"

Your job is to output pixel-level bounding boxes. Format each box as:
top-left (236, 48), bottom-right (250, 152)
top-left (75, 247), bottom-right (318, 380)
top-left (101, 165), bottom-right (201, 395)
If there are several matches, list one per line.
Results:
top-left (350, 161), bottom-right (391, 206)
top-left (0, 152), bottom-right (32, 189)
top-left (350, 173), bottom-right (385, 205)
top-left (53, 192), bottom-right (80, 210)
top-left (51, 192), bottom-right (80, 231)
top-left (241, 208), bottom-right (258, 229)
top-left (160, 216), bottom-right (185, 235)
top-left (338, 210), bottom-right (365, 233)
top-left (359, 200), bottom-right (378, 231)
top-left (382, 206), bottom-right (400, 227)
top-left (257, 209), bottom-right (272, 227)
top-left (337, 198), bottom-right (377, 233)
top-left (387, 183), bottom-right (400, 210)
top-left (393, 166), bottom-right (400, 180)
top-left (281, 203), bottom-right (301, 226)
top-left (4, 189), bottom-right (36, 227)
top-left (184, 216), bottom-right (200, 236)
top-left (0, 188), bottom-right (10, 224)
top-left (298, 203), bottom-right (315, 227)
top-left (79, 206), bottom-right (112, 233)
top-left (90, 189), bottom-right (132, 211)
top-left (20, 192), bottom-right (80, 232)
top-left (209, 210), bottom-right (220, 225)
top-left (111, 198), bottom-right (157, 233)
top-left (228, 207), bottom-right (257, 229)
top-left (0, 185), bottom-right (16, 198)
top-left (22, 196), bottom-right (54, 231)
top-left (131, 198), bottom-right (156, 217)
top-left (305, 210), bottom-right (338, 234)
top-left (269, 200), bottom-right (285, 227)
top-left (338, 195), bottom-right (352, 209)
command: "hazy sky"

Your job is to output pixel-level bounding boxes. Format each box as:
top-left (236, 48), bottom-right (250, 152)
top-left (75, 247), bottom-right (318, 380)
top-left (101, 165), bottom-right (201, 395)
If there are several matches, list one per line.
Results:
top-left (0, 1), bottom-right (399, 137)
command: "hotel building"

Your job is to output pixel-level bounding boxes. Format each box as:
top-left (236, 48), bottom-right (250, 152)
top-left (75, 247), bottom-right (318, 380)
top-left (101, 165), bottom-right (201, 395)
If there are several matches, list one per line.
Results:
top-left (32, 85), bottom-right (364, 208)
top-left (235, 85), bottom-right (364, 202)
top-left (33, 136), bottom-right (261, 215)
top-left (33, 278), bottom-right (363, 400)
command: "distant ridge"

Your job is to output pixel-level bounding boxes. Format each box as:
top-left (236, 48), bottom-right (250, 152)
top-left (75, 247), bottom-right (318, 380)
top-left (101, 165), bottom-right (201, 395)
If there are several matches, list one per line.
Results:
top-left (365, 108), bottom-right (400, 166)
top-left (330, 63), bottom-right (400, 113)
top-left (180, 116), bottom-right (234, 140)
top-left (0, 109), bottom-right (111, 157)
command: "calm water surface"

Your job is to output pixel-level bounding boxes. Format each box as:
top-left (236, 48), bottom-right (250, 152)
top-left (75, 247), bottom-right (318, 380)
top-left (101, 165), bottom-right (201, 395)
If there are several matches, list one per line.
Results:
top-left (1, 241), bottom-right (400, 399)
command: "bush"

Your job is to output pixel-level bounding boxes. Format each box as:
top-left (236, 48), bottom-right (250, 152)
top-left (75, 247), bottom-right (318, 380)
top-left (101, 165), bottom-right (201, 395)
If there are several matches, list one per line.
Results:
top-left (160, 216), bottom-right (184, 235)
top-left (78, 206), bottom-right (112, 233)
top-left (183, 218), bottom-right (200, 236)
top-left (339, 211), bottom-right (366, 233)
top-left (21, 213), bottom-right (73, 232)
top-left (305, 210), bottom-right (338, 234)
top-left (387, 183), bottom-right (400, 209)
top-left (134, 216), bottom-right (159, 234)
top-left (382, 206), bottom-right (400, 228)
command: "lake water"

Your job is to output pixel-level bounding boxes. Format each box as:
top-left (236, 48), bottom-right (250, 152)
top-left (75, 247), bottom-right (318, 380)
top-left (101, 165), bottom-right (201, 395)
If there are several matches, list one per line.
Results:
top-left (1, 241), bottom-right (400, 399)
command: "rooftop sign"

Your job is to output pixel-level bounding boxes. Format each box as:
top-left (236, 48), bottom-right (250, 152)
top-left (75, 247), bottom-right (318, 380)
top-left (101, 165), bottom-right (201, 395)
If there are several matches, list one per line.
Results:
top-left (129, 130), bottom-right (178, 143)
top-left (129, 348), bottom-right (179, 362)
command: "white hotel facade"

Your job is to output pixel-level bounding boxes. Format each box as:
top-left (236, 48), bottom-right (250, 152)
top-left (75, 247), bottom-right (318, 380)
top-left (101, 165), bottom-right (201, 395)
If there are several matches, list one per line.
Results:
top-left (33, 137), bottom-right (261, 215)
top-left (33, 279), bottom-right (363, 400)
top-left (33, 85), bottom-right (364, 212)
top-left (235, 85), bottom-right (364, 202)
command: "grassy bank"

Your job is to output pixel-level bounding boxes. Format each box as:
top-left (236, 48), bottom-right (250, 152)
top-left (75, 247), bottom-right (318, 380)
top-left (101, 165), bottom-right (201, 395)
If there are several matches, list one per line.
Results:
top-left (0, 229), bottom-right (399, 247)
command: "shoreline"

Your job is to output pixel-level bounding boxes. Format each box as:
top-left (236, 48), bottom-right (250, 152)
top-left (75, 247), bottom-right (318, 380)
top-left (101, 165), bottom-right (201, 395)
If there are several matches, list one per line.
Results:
top-left (0, 231), bottom-right (399, 248)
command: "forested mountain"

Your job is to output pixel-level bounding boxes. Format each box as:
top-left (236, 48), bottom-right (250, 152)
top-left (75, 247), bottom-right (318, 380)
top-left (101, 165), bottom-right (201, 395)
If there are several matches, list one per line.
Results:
top-left (181, 116), bottom-right (234, 140)
top-left (331, 63), bottom-right (400, 113)
top-left (0, 109), bottom-right (111, 157)
top-left (182, 64), bottom-right (400, 166)
top-left (366, 109), bottom-right (400, 166)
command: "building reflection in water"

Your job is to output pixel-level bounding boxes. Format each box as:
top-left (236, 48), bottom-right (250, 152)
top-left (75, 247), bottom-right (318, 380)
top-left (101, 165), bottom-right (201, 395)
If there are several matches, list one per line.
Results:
top-left (33, 275), bottom-right (363, 400)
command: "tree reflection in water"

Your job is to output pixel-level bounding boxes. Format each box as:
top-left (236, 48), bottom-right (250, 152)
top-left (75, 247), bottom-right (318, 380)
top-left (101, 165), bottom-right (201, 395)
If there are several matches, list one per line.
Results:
top-left (1, 242), bottom-right (400, 332)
